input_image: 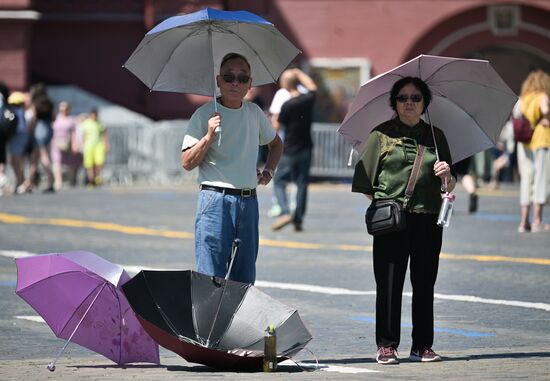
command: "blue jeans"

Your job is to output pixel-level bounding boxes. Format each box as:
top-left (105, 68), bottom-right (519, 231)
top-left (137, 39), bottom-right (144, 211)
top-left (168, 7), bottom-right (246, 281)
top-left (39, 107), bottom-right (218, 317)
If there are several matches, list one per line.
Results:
top-left (195, 189), bottom-right (259, 284)
top-left (273, 149), bottom-right (312, 226)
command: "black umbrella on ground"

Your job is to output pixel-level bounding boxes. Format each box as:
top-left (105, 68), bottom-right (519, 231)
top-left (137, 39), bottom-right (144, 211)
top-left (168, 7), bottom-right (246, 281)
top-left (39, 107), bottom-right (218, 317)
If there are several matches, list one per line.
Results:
top-left (122, 269), bottom-right (312, 370)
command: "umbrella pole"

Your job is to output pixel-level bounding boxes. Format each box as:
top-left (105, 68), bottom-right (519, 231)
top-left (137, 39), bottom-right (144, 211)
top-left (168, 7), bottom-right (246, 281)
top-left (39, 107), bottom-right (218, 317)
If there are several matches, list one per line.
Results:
top-left (208, 27), bottom-right (221, 147)
top-left (47, 282), bottom-right (107, 371)
top-left (426, 109), bottom-right (449, 191)
top-left (205, 239), bottom-right (241, 348)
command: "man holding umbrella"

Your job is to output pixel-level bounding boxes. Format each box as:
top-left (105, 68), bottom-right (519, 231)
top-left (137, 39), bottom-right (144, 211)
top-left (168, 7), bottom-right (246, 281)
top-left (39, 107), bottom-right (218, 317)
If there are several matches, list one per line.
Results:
top-left (181, 53), bottom-right (283, 284)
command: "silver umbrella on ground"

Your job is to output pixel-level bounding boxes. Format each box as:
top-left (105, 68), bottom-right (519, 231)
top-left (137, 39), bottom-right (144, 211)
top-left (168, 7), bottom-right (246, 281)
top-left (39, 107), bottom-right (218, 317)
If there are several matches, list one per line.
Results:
top-left (122, 269), bottom-right (312, 370)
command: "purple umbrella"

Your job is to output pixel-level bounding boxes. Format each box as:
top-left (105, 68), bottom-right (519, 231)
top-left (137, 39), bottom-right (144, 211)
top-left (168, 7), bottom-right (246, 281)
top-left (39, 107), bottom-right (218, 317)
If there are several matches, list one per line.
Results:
top-left (15, 251), bottom-right (159, 370)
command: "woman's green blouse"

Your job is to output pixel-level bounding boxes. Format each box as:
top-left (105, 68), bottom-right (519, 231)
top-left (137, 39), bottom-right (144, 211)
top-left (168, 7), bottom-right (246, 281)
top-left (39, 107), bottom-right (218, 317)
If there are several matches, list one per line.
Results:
top-left (352, 118), bottom-right (454, 214)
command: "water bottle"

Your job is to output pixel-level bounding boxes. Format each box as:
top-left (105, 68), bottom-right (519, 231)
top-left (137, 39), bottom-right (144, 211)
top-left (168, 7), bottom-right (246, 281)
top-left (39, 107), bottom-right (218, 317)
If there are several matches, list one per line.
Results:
top-left (437, 192), bottom-right (455, 227)
top-left (263, 324), bottom-right (277, 372)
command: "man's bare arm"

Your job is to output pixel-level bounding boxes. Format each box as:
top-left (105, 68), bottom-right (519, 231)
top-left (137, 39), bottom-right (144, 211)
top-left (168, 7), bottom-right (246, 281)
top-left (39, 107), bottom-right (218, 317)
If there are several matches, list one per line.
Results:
top-left (181, 113), bottom-right (220, 171)
top-left (257, 134), bottom-right (283, 185)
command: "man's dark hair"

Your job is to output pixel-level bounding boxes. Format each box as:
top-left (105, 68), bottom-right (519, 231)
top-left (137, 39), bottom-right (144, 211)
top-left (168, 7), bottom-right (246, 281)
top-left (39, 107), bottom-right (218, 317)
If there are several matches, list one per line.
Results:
top-left (389, 76), bottom-right (432, 114)
top-left (220, 53), bottom-right (251, 73)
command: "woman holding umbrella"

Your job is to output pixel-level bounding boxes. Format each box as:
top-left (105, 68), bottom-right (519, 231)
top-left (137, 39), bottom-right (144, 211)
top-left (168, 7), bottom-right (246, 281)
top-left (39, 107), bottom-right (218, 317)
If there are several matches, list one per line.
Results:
top-left (352, 77), bottom-right (456, 364)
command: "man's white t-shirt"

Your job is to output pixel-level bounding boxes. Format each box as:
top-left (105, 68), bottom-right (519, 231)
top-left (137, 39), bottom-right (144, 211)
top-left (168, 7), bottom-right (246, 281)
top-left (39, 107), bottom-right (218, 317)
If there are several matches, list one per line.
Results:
top-left (182, 100), bottom-right (276, 189)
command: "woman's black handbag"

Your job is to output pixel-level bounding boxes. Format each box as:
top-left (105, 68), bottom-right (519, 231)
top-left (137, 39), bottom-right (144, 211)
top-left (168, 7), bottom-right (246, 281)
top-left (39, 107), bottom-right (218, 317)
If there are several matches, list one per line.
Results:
top-left (365, 199), bottom-right (406, 235)
top-left (365, 145), bottom-right (426, 236)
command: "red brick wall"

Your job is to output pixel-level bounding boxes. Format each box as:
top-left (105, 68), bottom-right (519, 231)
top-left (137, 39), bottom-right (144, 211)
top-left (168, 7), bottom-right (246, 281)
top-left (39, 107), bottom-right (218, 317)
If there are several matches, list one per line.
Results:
top-left (0, 20), bottom-right (32, 91)
top-left (1, 0), bottom-right (549, 119)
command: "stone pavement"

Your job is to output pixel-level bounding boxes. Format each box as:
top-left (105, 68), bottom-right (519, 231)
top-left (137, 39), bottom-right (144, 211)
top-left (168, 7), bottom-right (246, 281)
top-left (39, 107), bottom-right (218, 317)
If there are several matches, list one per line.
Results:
top-left (2, 347), bottom-right (550, 381)
top-left (1, 182), bottom-right (549, 380)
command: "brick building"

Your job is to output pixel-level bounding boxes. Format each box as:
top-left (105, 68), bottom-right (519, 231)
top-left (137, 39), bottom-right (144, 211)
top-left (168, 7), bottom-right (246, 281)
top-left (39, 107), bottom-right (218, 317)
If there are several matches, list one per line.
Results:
top-left (1, 0), bottom-right (549, 121)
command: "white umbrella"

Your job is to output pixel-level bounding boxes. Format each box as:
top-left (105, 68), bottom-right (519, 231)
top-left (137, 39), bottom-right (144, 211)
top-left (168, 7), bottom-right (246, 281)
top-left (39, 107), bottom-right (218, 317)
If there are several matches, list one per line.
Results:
top-left (338, 54), bottom-right (518, 163)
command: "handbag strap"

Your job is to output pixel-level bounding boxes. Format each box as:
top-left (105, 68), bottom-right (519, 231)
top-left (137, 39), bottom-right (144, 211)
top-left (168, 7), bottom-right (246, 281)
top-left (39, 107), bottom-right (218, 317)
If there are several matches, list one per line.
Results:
top-left (404, 144), bottom-right (426, 200)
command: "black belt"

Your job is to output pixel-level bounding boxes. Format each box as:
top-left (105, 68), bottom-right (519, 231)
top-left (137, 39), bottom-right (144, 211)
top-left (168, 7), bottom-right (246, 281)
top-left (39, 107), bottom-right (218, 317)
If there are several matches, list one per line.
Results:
top-left (200, 184), bottom-right (256, 197)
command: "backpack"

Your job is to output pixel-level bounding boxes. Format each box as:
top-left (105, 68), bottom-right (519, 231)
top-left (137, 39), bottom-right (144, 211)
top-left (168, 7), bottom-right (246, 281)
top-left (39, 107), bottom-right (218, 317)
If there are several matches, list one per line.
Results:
top-left (512, 114), bottom-right (533, 143)
top-left (0, 101), bottom-right (17, 138)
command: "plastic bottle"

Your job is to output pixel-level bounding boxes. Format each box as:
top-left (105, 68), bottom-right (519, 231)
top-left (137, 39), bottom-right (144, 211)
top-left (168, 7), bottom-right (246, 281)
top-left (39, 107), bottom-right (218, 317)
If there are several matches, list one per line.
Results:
top-left (437, 192), bottom-right (455, 227)
top-left (263, 324), bottom-right (277, 372)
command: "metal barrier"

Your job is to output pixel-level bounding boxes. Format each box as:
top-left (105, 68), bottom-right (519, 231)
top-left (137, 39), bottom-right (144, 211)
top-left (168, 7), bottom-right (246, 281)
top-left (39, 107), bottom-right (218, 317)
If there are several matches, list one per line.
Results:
top-left (311, 123), bottom-right (356, 178)
top-left (103, 121), bottom-right (356, 184)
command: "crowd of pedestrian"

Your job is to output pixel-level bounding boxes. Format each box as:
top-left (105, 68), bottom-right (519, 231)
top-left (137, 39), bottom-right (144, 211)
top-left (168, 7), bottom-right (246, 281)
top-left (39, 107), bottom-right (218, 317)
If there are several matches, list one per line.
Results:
top-left (0, 82), bottom-right (108, 196)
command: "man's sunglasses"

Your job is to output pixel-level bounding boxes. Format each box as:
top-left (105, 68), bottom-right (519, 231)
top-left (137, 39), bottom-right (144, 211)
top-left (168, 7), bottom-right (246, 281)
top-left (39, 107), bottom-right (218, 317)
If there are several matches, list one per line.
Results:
top-left (396, 94), bottom-right (423, 103)
top-left (221, 74), bottom-right (251, 84)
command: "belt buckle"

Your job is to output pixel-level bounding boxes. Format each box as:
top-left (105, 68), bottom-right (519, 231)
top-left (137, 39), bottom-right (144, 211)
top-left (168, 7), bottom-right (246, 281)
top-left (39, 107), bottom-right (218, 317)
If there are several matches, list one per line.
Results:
top-left (241, 188), bottom-right (252, 197)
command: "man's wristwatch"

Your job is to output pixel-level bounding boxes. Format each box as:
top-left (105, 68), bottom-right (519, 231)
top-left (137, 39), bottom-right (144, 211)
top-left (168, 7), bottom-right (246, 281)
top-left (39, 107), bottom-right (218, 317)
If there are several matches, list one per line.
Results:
top-left (262, 169), bottom-right (274, 177)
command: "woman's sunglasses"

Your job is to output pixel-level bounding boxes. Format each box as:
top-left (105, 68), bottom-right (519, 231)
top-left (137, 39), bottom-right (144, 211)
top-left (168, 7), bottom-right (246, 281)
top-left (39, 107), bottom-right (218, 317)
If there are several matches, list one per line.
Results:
top-left (221, 74), bottom-right (251, 84)
top-left (396, 94), bottom-right (423, 103)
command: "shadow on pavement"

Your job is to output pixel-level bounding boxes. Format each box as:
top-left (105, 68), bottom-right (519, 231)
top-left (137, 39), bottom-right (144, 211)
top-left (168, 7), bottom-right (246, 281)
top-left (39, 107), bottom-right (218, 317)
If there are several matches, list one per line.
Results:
top-left (442, 352), bottom-right (550, 361)
top-left (165, 364), bottom-right (310, 373)
top-left (312, 351), bottom-right (550, 365)
top-left (70, 364), bottom-right (166, 370)
top-left (71, 363), bottom-right (311, 374)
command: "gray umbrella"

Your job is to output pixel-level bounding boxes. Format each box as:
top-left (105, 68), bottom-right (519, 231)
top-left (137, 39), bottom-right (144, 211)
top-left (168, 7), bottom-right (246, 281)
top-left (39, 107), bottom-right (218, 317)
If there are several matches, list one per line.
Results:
top-left (122, 270), bottom-right (312, 370)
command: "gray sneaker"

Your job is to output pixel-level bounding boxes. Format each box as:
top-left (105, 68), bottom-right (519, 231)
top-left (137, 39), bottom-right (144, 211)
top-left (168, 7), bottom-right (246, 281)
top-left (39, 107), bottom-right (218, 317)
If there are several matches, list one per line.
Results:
top-left (376, 346), bottom-right (399, 364)
top-left (409, 347), bottom-right (442, 362)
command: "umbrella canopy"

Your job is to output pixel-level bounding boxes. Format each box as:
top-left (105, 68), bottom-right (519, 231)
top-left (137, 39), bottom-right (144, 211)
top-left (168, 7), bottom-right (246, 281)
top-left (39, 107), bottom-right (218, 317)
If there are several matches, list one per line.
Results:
top-left (122, 270), bottom-right (312, 370)
top-left (124, 7), bottom-right (300, 96)
top-left (338, 54), bottom-right (518, 163)
top-left (15, 251), bottom-right (160, 366)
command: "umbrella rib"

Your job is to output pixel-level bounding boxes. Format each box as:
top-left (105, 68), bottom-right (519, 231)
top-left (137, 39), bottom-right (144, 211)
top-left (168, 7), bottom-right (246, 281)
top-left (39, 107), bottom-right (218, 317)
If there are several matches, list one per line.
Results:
top-left (421, 60), bottom-right (517, 102)
top-left (148, 23), bottom-right (207, 90)
top-left (58, 280), bottom-right (106, 336)
top-left (432, 93), bottom-right (501, 147)
top-left (112, 284), bottom-right (123, 364)
top-left (19, 270), bottom-right (108, 335)
top-left (339, 91), bottom-right (393, 137)
top-left (422, 60), bottom-right (464, 83)
top-left (140, 272), bottom-right (183, 337)
top-left (47, 282), bottom-right (108, 370)
top-left (428, 78), bottom-right (517, 97)
top-left (209, 284), bottom-right (250, 349)
top-left (215, 23), bottom-right (279, 83)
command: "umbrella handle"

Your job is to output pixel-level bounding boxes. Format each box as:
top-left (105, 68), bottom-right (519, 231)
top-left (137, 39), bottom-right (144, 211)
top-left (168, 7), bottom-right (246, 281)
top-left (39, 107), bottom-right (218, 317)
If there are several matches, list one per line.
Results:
top-left (225, 238), bottom-right (242, 280)
top-left (214, 97), bottom-right (222, 146)
top-left (347, 148), bottom-right (354, 167)
top-left (47, 282), bottom-right (107, 371)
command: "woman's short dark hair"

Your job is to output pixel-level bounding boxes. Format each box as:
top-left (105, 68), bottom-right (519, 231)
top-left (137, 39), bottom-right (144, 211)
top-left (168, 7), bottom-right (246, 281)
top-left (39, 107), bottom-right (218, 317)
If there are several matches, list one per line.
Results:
top-left (389, 76), bottom-right (432, 114)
